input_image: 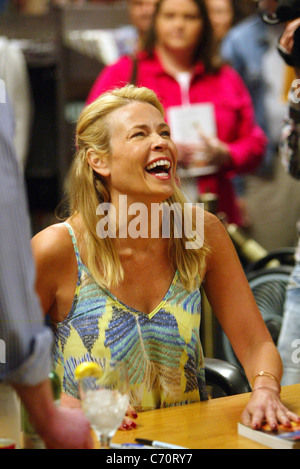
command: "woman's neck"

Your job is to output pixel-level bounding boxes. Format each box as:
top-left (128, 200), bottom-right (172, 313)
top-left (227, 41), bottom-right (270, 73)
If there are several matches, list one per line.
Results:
top-left (101, 194), bottom-right (169, 253)
top-left (155, 45), bottom-right (195, 76)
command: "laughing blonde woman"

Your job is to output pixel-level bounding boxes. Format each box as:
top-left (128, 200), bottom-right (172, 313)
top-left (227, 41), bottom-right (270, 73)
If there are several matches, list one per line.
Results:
top-left (32, 84), bottom-right (299, 432)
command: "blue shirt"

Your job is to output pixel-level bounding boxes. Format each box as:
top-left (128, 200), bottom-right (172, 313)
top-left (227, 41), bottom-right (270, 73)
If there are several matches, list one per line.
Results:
top-left (221, 15), bottom-right (280, 175)
top-left (0, 92), bottom-right (53, 386)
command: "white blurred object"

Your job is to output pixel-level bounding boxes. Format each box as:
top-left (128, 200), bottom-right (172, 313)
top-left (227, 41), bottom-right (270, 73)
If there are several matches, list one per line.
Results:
top-left (83, 389), bottom-right (129, 436)
top-left (65, 25), bottom-right (137, 65)
top-left (168, 103), bottom-right (217, 179)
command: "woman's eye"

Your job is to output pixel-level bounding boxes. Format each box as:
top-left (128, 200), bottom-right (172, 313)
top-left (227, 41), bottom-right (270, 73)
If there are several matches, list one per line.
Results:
top-left (162, 13), bottom-right (175, 20)
top-left (161, 130), bottom-right (171, 137)
top-left (185, 14), bottom-right (200, 21)
top-left (132, 131), bottom-right (145, 138)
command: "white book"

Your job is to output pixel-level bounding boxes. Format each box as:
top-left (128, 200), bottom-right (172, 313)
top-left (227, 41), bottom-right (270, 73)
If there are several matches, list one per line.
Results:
top-left (168, 103), bottom-right (216, 142)
top-left (168, 103), bottom-right (217, 177)
top-left (238, 422), bottom-right (300, 449)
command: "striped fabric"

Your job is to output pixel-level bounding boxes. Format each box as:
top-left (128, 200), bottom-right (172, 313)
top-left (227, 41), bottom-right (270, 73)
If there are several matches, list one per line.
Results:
top-left (0, 96), bottom-right (52, 386)
top-left (52, 222), bottom-right (208, 410)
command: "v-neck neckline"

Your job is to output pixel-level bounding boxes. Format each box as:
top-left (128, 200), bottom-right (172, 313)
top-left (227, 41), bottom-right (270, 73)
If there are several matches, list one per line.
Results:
top-left (101, 270), bottom-right (179, 319)
top-left (64, 221), bottom-right (179, 318)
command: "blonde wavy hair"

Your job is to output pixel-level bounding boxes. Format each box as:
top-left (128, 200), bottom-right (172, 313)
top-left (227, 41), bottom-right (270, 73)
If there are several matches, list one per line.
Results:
top-left (67, 85), bottom-right (209, 291)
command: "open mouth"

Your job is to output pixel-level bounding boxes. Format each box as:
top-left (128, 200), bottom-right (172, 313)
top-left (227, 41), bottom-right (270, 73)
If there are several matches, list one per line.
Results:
top-left (145, 159), bottom-right (172, 178)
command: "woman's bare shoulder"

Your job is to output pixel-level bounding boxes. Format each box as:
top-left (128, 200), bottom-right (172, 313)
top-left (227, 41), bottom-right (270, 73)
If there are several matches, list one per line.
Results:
top-left (191, 206), bottom-right (227, 240)
top-left (31, 222), bottom-right (74, 265)
top-left (204, 210), bottom-right (226, 230)
top-left (203, 210), bottom-right (232, 250)
top-left (32, 222), bottom-right (70, 245)
top-left (31, 222), bottom-right (79, 317)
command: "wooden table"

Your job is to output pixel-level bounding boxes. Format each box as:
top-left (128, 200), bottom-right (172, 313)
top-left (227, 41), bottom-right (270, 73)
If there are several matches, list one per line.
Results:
top-left (108, 384), bottom-right (300, 449)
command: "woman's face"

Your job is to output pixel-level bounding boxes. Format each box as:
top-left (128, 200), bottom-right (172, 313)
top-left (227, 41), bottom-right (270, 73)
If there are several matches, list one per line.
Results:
top-left (98, 101), bottom-right (178, 205)
top-left (128, 0), bottom-right (159, 37)
top-left (155, 0), bottom-right (203, 54)
top-left (205, 0), bottom-right (234, 41)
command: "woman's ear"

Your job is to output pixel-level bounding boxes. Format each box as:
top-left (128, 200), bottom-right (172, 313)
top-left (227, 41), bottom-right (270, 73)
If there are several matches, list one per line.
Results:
top-left (87, 149), bottom-right (110, 177)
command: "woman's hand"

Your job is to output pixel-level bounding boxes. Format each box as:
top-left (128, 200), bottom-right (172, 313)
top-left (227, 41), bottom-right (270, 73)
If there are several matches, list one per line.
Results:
top-left (119, 403), bottom-right (138, 431)
top-left (279, 18), bottom-right (300, 56)
top-left (176, 136), bottom-right (230, 169)
top-left (279, 18), bottom-right (300, 78)
top-left (241, 388), bottom-right (300, 431)
top-left (196, 135), bottom-right (231, 168)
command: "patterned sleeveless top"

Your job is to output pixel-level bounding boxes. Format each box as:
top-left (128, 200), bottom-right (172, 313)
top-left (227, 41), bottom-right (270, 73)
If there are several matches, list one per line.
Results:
top-left (51, 222), bottom-right (208, 411)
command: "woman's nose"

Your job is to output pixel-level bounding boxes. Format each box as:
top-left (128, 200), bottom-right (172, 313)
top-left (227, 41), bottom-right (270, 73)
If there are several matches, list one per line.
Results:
top-left (152, 135), bottom-right (168, 151)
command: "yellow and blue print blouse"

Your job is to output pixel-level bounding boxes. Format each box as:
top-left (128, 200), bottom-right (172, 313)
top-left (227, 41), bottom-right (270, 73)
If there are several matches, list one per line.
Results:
top-left (51, 222), bottom-right (208, 411)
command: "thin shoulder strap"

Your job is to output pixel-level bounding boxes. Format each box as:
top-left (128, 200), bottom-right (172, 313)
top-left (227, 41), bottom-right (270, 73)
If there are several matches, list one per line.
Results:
top-left (63, 221), bottom-right (84, 270)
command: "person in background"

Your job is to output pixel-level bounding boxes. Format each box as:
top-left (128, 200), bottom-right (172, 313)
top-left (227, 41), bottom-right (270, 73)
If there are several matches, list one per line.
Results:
top-left (205, 0), bottom-right (256, 47)
top-left (79, 0), bottom-right (159, 66)
top-left (205, 0), bottom-right (256, 227)
top-left (277, 18), bottom-right (300, 385)
top-left (32, 83), bottom-right (299, 430)
top-left (221, 0), bottom-right (300, 247)
top-left (127, 0), bottom-right (159, 51)
top-left (86, 0), bottom-right (266, 225)
top-left (0, 94), bottom-right (93, 450)
top-left (103, 0), bottom-right (159, 62)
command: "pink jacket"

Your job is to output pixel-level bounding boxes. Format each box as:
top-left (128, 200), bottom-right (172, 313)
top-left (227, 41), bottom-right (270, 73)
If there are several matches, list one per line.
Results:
top-left (87, 51), bottom-right (267, 223)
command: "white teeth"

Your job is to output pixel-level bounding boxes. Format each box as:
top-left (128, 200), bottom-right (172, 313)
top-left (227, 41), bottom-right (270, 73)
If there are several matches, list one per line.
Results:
top-left (146, 159), bottom-right (171, 171)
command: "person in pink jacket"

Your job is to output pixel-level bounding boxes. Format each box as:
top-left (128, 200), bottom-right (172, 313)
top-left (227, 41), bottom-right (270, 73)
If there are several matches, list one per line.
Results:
top-left (87, 0), bottom-right (267, 224)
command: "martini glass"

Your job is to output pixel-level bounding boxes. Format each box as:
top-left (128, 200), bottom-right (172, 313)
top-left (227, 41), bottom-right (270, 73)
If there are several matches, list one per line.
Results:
top-left (79, 361), bottom-right (129, 449)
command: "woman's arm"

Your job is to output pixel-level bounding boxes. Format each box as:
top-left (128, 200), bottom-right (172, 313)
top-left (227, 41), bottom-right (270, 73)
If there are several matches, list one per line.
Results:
top-left (31, 223), bottom-right (139, 429)
top-left (203, 213), bottom-right (277, 378)
top-left (177, 67), bottom-right (267, 173)
top-left (31, 223), bottom-right (76, 320)
top-left (203, 212), bottom-right (300, 429)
